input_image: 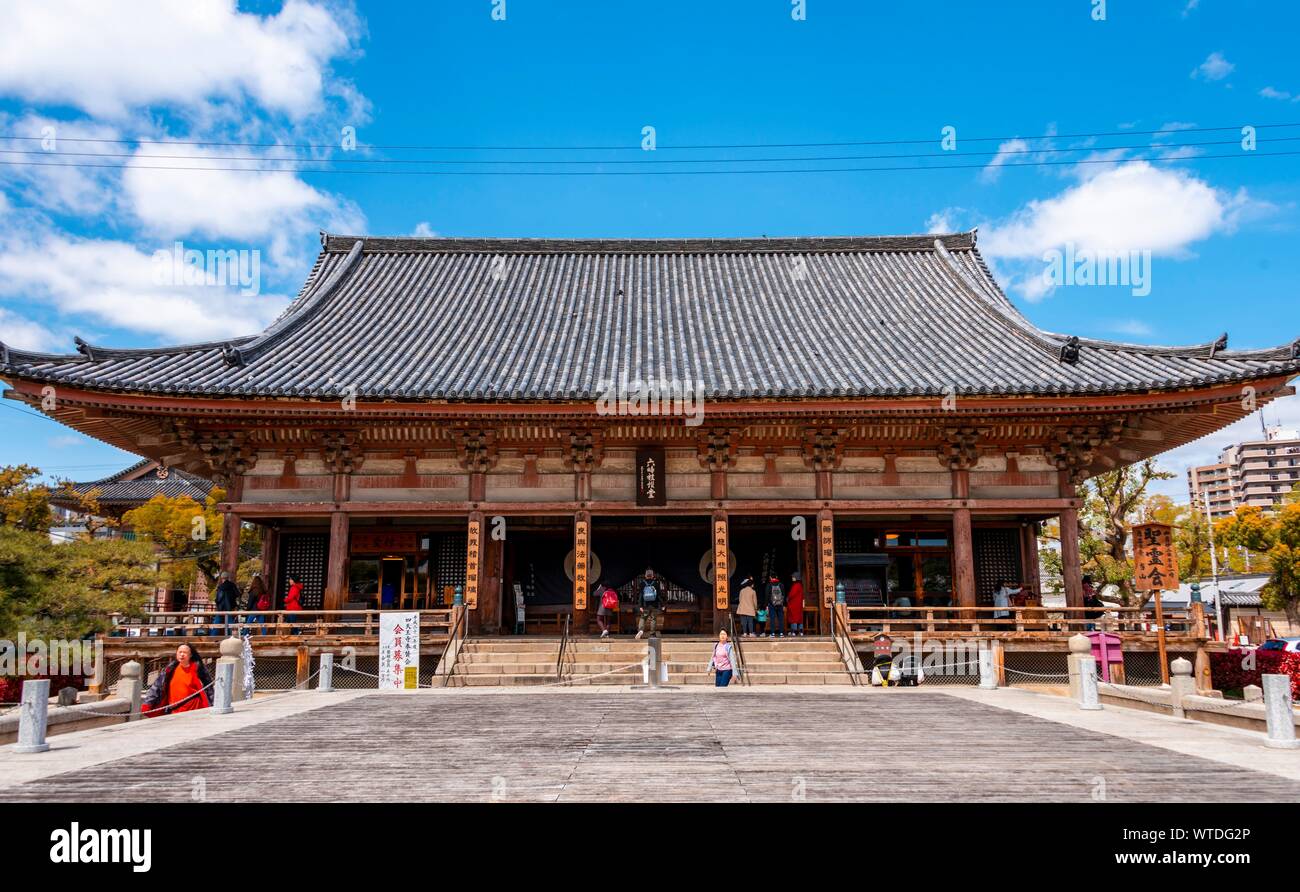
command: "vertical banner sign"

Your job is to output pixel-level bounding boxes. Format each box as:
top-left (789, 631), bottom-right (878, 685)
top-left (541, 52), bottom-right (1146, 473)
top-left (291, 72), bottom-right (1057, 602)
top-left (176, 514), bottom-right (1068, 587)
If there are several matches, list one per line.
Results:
top-left (378, 611), bottom-right (420, 689)
top-left (573, 514), bottom-right (589, 610)
top-left (713, 515), bottom-right (729, 611)
top-left (465, 514), bottom-right (483, 609)
top-left (636, 446), bottom-right (667, 507)
top-left (819, 513), bottom-right (836, 608)
top-left (1133, 522), bottom-right (1178, 592)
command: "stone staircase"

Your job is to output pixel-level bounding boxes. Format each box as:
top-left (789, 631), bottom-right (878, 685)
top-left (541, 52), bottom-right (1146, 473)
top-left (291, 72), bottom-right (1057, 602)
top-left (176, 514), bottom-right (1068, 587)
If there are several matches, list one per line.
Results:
top-left (446, 636), bottom-right (852, 686)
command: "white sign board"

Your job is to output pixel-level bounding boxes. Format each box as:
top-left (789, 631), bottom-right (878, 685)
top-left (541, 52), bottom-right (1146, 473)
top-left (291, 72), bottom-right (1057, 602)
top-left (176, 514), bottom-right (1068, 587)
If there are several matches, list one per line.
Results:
top-left (378, 611), bottom-right (420, 690)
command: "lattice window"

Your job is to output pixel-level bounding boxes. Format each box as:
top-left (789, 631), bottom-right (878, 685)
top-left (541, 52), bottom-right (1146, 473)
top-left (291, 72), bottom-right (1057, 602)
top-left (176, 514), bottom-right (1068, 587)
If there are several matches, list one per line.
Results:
top-left (435, 532), bottom-right (466, 592)
top-left (835, 529), bottom-right (869, 553)
top-left (279, 533), bottom-right (328, 609)
top-left (973, 528), bottom-right (1022, 606)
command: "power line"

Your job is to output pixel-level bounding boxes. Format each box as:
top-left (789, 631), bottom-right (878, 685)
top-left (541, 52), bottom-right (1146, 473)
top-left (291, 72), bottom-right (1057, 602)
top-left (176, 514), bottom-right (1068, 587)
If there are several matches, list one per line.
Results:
top-left (2, 135), bottom-right (1295, 166)
top-left (0, 121), bottom-right (1295, 151)
top-left (0, 149), bottom-right (1295, 177)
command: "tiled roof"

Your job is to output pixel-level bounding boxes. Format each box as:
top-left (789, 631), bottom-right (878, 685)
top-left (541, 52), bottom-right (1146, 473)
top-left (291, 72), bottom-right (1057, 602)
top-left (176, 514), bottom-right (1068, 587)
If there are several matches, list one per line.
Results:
top-left (60, 461), bottom-right (214, 506)
top-left (2, 232), bottom-right (1297, 401)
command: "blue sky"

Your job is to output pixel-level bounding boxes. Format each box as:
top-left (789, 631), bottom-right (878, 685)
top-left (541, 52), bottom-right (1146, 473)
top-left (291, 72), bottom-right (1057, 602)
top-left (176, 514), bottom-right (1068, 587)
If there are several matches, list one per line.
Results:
top-left (0, 0), bottom-right (1297, 499)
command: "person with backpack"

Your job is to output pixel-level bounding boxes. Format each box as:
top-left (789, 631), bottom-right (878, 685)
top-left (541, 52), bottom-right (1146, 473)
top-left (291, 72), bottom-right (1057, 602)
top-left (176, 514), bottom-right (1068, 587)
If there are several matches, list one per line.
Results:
top-left (736, 576), bottom-right (757, 637)
top-left (595, 577), bottom-right (618, 638)
top-left (634, 567), bottom-right (665, 640)
top-left (244, 573), bottom-right (270, 635)
top-left (766, 575), bottom-right (786, 637)
top-left (212, 571), bottom-right (241, 637)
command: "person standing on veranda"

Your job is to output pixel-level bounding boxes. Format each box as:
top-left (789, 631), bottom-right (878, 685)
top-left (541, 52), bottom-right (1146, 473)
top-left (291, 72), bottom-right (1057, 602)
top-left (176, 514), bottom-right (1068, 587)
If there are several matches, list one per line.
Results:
top-left (736, 576), bottom-right (757, 637)
top-left (635, 567), bottom-right (665, 640)
top-left (786, 571), bottom-right (805, 636)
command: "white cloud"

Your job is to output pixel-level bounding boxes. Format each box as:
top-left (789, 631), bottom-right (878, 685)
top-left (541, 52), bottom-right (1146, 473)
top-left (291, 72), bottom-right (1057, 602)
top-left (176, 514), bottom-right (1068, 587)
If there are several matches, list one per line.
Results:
top-left (0, 232), bottom-right (289, 343)
top-left (1103, 319), bottom-right (1154, 338)
top-left (0, 0), bottom-right (358, 119)
top-left (980, 138), bottom-right (1029, 183)
top-left (1190, 52), bottom-right (1234, 82)
top-left (1259, 86), bottom-right (1300, 103)
top-left (411, 222), bottom-right (438, 237)
top-left (0, 307), bottom-right (63, 352)
top-left (981, 162), bottom-right (1250, 261)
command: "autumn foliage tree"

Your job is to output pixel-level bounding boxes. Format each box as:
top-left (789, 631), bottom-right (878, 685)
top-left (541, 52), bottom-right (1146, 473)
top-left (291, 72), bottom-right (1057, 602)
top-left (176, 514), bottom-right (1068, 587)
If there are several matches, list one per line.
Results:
top-left (122, 489), bottom-right (226, 588)
top-left (1216, 502), bottom-right (1300, 624)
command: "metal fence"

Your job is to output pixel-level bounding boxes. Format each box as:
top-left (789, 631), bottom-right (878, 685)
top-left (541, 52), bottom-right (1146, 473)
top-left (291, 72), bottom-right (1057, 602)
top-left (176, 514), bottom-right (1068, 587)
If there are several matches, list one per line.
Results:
top-left (1003, 651), bottom-right (1071, 687)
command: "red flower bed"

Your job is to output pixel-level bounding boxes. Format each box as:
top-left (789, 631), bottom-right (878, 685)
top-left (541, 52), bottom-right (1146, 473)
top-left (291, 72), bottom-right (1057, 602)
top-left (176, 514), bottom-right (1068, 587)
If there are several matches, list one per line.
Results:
top-left (0, 675), bottom-right (86, 703)
top-left (1210, 648), bottom-right (1300, 698)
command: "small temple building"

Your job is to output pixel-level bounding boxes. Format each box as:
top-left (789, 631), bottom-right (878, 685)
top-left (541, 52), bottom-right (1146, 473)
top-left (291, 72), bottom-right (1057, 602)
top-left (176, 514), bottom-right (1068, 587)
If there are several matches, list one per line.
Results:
top-left (3, 231), bottom-right (1298, 643)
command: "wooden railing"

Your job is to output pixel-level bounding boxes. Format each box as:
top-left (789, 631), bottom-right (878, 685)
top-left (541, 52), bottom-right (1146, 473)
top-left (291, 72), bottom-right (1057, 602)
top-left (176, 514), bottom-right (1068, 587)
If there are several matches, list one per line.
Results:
top-left (842, 605), bottom-right (1201, 638)
top-left (105, 609), bottom-right (455, 640)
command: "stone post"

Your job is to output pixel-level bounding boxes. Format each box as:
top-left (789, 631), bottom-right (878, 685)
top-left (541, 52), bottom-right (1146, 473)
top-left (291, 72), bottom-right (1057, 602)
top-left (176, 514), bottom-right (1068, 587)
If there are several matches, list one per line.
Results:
top-left (1243, 684), bottom-right (1263, 703)
top-left (319, 652), bottom-right (335, 692)
top-left (218, 636), bottom-right (246, 702)
top-left (15, 679), bottom-right (51, 753)
top-left (212, 662), bottom-right (234, 715)
top-left (1262, 674), bottom-right (1299, 749)
top-left (1077, 656), bottom-right (1102, 711)
top-left (1169, 656), bottom-right (1195, 719)
top-left (1067, 633), bottom-right (1092, 701)
top-left (118, 660), bottom-right (143, 720)
top-left (978, 647), bottom-right (997, 690)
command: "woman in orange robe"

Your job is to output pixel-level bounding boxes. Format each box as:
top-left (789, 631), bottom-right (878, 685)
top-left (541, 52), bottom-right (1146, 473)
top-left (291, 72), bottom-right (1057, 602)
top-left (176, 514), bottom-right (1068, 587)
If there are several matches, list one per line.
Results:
top-left (142, 643), bottom-right (213, 716)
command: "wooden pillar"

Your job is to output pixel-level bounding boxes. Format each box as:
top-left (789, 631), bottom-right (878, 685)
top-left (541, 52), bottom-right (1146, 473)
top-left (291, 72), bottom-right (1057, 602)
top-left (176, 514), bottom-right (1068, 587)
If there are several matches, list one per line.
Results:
top-left (953, 507), bottom-right (976, 607)
top-left (712, 511), bottom-right (729, 633)
top-left (573, 511), bottom-right (590, 632)
top-left (219, 509), bottom-right (242, 578)
top-left (260, 525), bottom-right (280, 596)
top-left (480, 532), bottom-right (503, 634)
top-left (324, 511), bottom-right (349, 611)
top-left (1060, 505), bottom-right (1084, 608)
top-left (1020, 522), bottom-right (1041, 595)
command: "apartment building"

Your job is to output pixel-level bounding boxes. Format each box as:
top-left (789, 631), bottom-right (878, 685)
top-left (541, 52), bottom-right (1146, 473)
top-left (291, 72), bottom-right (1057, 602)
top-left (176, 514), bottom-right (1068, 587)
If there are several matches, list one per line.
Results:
top-left (1188, 426), bottom-right (1300, 517)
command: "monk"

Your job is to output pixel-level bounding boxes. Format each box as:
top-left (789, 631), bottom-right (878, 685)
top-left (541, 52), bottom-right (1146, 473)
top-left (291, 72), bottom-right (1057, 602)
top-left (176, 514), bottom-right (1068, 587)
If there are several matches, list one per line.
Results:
top-left (142, 643), bottom-right (213, 716)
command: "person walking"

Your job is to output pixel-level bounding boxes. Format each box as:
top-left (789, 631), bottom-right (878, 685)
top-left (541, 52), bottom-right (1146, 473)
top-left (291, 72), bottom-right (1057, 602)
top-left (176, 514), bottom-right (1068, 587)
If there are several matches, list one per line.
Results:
top-left (596, 578), bottom-right (618, 638)
top-left (707, 630), bottom-right (737, 687)
top-left (634, 567), bottom-right (665, 640)
top-left (1082, 575), bottom-right (1105, 631)
top-left (787, 571), bottom-right (805, 636)
top-left (736, 576), bottom-right (757, 637)
top-left (212, 571), bottom-right (241, 637)
top-left (142, 643), bottom-right (213, 716)
top-left (766, 575), bottom-right (786, 637)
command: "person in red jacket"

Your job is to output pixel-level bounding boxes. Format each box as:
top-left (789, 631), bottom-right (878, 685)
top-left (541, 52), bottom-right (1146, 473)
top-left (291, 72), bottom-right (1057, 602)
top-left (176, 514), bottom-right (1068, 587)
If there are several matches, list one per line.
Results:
top-left (284, 574), bottom-right (304, 635)
top-left (787, 571), bottom-right (806, 636)
top-left (142, 643), bottom-right (213, 716)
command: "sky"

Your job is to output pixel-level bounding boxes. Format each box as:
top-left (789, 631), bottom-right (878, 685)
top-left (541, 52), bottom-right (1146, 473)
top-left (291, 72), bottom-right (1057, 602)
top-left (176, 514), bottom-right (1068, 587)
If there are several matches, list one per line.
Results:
top-left (0, 0), bottom-right (1297, 501)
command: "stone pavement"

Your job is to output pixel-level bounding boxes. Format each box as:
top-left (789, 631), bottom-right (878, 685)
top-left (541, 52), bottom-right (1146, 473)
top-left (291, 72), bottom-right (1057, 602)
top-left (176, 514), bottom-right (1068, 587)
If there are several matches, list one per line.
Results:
top-left (2, 685), bottom-right (1297, 802)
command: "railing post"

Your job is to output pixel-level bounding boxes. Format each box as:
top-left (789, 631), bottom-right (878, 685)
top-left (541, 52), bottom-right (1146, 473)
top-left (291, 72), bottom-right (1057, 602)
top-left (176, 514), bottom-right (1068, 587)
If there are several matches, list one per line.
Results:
top-left (15, 679), bottom-right (51, 753)
top-left (118, 660), bottom-right (143, 721)
top-left (219, 636), bottom-right (245, 702)
top-left (1077, 656), bottom-right (1102, 711)
top-left (1263, 674), bottom-right (1300, 749)
top-left (1067, 633), bottom-right (1091, 701)
top-left (213, 661), bottom-right (234, 715)
top-left (1169, 657), bottom-right (1195, 719)
top-left (978, 647), bottom-right (997, 690)
top-left (319, 652), bottom-right (335, 692)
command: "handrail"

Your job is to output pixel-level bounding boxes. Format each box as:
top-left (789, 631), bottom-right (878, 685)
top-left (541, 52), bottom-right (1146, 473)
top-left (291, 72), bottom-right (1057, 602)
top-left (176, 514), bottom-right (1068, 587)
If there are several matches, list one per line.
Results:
top-left (839, 604), bottom-right (1196, 637)
top-left (555, 613), bottom-right (571, 682)
top-left (726, 613), bottom-right (748, 686)
top-left (830, 605), bottom-right (864, 686)
top-left (437, 607), bottom-right (468, 688)
top-left (107, 608), bottom-right (455, 640)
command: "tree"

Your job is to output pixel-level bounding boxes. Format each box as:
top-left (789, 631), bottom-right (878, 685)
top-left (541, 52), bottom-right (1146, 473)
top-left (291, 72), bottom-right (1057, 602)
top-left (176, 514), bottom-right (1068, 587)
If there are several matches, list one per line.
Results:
top-left (0, 525), bottom-right (157, 640)
top-left (122, 489), bottom-right (227, 586)
top-left (0, 464), bottom-right (55, 531)
top-left (1217, 502), bottom-right (1300, 624)
top-left (1039, 460), bottom-right (1174, 606)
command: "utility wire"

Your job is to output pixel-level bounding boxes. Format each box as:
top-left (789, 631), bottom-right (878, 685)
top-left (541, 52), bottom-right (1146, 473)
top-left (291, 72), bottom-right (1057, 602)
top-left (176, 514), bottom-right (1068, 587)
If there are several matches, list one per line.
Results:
top-left (0, 149), bottom-right (1295, 177)
top-left (1, 135), bottom-right (1294, 166)
top-left (0, 121), bottom-right (1295, 151)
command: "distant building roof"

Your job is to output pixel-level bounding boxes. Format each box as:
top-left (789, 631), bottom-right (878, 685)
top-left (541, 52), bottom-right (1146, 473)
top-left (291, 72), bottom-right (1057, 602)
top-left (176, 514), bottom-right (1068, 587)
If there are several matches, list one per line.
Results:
top-left (2, 231), bottom-right (1297, 402)
top-left (1171, 574), bottom-right (1271, 609)
top-left (54, 460), bottom-right (214, 509)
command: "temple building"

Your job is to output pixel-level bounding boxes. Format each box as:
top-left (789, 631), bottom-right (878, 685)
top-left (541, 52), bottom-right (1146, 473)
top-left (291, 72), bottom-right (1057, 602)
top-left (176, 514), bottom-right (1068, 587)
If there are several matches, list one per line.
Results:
top-left (3, 231), bottom-right (1298, 643)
